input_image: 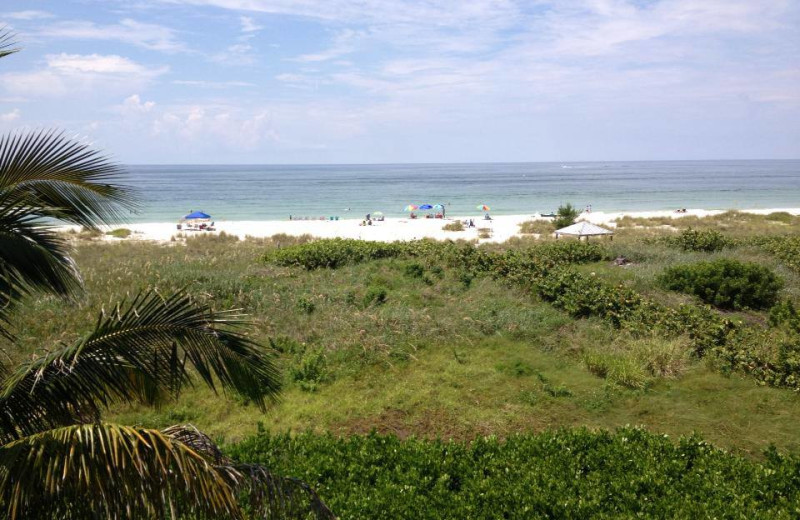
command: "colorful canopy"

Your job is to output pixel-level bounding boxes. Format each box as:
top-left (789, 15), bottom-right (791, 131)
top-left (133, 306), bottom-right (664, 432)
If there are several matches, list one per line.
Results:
top-left (419, 204), bottom-right (433, 210)
top-left (184, 211), bottom-right (211, 219)
top-left (403, 205), bottom-right (419, 212)
top-left (476, 205), bottom-right (490, 211)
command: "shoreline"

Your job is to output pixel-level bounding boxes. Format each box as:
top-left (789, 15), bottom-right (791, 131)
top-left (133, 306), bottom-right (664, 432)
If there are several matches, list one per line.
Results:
top-left (62, 207), bottom-right (800, 244)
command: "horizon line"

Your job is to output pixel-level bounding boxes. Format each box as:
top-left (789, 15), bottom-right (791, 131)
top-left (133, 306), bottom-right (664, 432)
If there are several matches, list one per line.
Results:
top-left (122, 158), bottom-right (800, 167)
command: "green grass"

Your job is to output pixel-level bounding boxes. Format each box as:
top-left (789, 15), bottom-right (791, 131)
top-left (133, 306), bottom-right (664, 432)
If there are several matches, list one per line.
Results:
top-left (7, 215), bottom-right (800, 458)
top-left (105, 227), bottom-right (132, 238)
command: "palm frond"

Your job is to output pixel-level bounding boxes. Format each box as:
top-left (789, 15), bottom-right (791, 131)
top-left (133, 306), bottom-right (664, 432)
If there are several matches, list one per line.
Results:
top-left (0, 129), bottom-right (136, 228)
top-left (162, 423), bottom-right (228, 464)
top-left (0, 191), bottom-right (82, 339)
top-left (0, 291), bottom-right (281, 441)
top-left (0, 28), bottom-right (20, 59)
top-left (163, 424), bottom-right (336, 519)
top-left (0, 423), bottom-right (242, 520)
top-left (232, 463), bottom-right (337, 520)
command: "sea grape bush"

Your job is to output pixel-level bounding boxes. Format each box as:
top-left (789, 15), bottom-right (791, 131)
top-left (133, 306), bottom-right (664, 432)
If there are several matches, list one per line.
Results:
top-left (264, 238), bottom-right (606, 272)
top-left (658, 259), bottom-right (782, 310)
top-left (751, 235), bottom-right (800, 274)
top-left (265, 239), bottom-right (800, 390)
top-left (227, 427), bottom-right (800, 519)
top-left (660, 228), bottom-right (733, 252)
top-left (770, 300), bottom-right (800, 333)
top-left (266, 238), bottom-right (404, 269)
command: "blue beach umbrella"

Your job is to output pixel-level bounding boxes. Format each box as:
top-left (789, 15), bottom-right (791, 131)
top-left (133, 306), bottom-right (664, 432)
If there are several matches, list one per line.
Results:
top-left (419, 204), bottom-right (433, 210)
top-left (433, 204), bottom-right (444, 210)
top-left (184, 211), bottom-right (211, 219)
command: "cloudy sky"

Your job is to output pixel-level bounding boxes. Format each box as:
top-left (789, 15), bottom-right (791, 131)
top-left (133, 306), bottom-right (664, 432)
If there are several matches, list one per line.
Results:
top-left (0, 1), bottom-right (798, 164)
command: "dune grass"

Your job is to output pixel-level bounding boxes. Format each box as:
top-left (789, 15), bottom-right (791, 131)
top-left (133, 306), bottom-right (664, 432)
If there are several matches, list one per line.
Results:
top-left (6, 214), bottom-right (800, 457)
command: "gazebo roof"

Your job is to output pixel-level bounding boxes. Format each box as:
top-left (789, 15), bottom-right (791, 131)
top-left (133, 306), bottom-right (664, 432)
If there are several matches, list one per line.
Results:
top-left (555, 221), bottom-right (614, 236)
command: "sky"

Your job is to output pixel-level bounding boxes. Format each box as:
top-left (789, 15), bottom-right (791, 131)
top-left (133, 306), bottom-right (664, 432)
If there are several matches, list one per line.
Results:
top-left (0, 0), bottom-right (798, 164)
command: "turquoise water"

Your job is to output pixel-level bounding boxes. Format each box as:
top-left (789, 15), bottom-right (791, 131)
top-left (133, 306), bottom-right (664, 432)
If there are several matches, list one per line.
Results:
top-left (121, 160), bottom-right (800, 222)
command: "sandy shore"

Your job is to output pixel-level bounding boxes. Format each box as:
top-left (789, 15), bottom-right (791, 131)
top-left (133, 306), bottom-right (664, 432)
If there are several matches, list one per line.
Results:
top-left (63, 208), bottom-right (800, 244)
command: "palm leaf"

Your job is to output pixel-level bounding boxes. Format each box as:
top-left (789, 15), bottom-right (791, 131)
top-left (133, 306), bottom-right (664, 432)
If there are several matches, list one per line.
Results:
top-left (0, 423), bottom-right (242, 519)
top-left (0, 129), bottom-right (136, 228)
top-left (0, 28), bottom-right (19, 59)
top-left (0, 192), bottom-right (82, 339)
top-left (0, 291), bottom-right (281, 441)
top-left (163, 424), bottom-right (336, 519)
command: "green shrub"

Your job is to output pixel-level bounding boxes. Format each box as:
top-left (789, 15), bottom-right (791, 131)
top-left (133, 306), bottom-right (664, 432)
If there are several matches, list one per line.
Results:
top-left (518, 220), bottom-right (553, 235)
top-left (770, 300), bottom-right (800, 333)
top-left (296, 296), bottom-right (316, 314)
top-left (658, 259), bottom-right (782, 310)
top-left (363, 286), bottom-right (388, 307)
top-left (265, 238), bottom-right (403, 269)
top-left (105, 228), bottom-right (132, 238)
top-left (403, 262), bottom-right (425, 279)
top-left (290, 347), bottom-right (329, 392)
top-left (227, 427), bottom-right (800, 519)
top-left (553, 203), bottom-right (580, 229)
top-left (765, 212), bottom-right (795, 223)
top-left (661, 228), bottom-right (733, 252)
top-left (442, 221), bottom-right (464, 231)
top-left (750, 235), bottom-right (800, 273)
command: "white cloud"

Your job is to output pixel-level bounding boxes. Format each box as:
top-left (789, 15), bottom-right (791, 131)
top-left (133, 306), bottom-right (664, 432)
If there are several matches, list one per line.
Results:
top-left (172, 79), bottom-right (255, 87)
top-left (152, 104), bottom-right (277, 149)
top-left (240, 16), bottom-right (262, 33)
top-left (2, 10), bottom-right (54, 20)
top-left (211, 43), bottom-right (257, 65)
top-left (0, 54), bottom-right (168, 98)
top-left (0, 109), bottom-right (20, 122)
top-left (292, 28), bottom-right (363, 63)
top-left (47, 54), bottom-right (154, 74)
top-left (121, 94), bottom-right (156, 114)
top-left (37, 19), bottom-right (185, 52)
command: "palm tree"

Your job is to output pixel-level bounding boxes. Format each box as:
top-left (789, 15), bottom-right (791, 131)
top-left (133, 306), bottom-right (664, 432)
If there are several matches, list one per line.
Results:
top-left (0, 291), bottom-right (333, 519)
top-left (0, 31), bottom-right (333, 518)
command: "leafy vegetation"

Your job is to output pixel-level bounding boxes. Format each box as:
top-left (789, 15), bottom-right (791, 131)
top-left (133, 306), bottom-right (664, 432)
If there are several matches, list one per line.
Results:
top-left (442, 220), bottom-right (464, 231)
top-left (518, 220), bottom-right (553, 235)
top-left (659, 258), bottom-right (782, 310)
top-left (105, 227), bottom-right (132, 238)
top-left (8, 209), bottom-right (800, 516)
top-left (228, 427), bottom-right (800, 519)
top-left (0, 32), bottom-right (332, 519)
top-left (659, 227), bottom-right (733, 252)
top-left (553, 202), bottom-right (580, 229)
top-left (752, 235), bottom-right (800, 274)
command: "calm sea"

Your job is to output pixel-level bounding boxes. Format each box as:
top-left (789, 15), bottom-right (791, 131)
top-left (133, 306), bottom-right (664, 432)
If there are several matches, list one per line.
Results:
top-left (121, 160), bottom-right (800, 222)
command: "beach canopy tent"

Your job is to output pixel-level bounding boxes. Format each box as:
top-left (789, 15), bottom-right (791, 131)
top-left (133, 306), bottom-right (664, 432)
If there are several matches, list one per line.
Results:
top-left (184, 211), bottom-right (211, 219)
top-left (555, 221), bottom-right (614, 240)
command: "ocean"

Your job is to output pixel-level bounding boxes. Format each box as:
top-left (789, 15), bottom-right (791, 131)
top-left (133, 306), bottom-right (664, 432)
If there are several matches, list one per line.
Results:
top-left (122, 160), bottom-right (800, 222)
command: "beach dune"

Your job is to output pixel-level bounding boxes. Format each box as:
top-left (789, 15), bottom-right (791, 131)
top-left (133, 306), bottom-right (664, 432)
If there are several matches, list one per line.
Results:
top-left (66, 208), bottom-right (800, 244)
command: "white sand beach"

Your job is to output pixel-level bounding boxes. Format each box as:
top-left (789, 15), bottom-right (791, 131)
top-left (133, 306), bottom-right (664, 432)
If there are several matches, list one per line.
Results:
top-left (65, 208), bottom-right (800, 244)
